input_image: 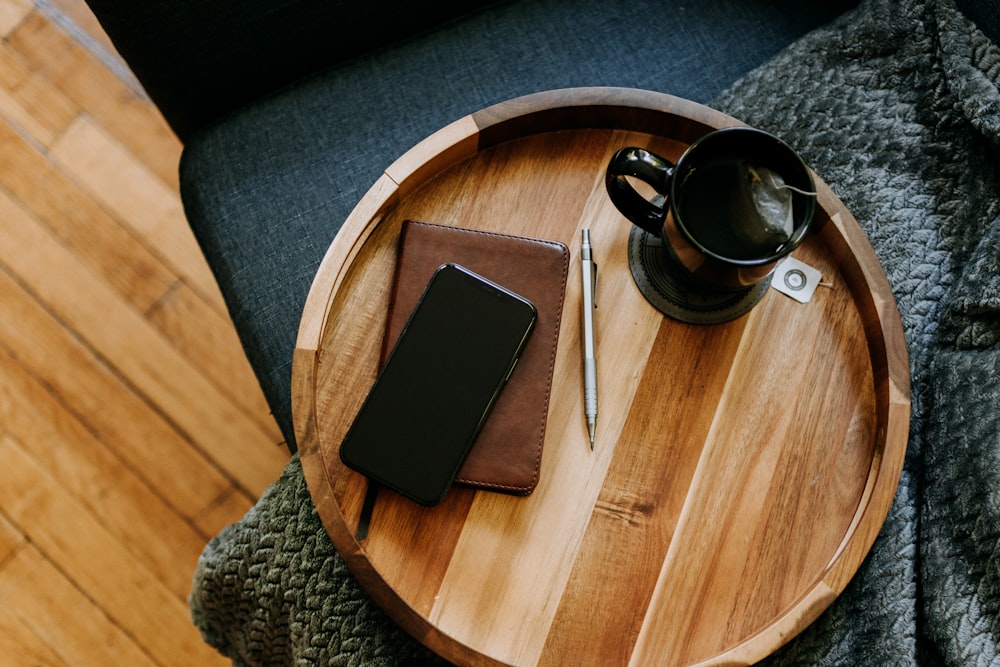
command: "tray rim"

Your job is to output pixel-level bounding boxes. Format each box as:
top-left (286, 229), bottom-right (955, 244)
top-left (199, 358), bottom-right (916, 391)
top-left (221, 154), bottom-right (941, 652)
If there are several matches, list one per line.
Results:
top-left (292, 87), bottom-right (911, 666)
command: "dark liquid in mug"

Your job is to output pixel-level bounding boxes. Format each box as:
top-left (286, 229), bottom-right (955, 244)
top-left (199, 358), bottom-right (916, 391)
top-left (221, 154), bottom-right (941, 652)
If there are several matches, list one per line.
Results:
top-left (676, 158), bottom-right (792, 261)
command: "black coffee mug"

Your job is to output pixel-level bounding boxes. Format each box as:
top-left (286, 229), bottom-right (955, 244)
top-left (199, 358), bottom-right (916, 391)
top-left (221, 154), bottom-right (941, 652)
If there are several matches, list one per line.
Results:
top-left (606, 127), bottom-right (816, 292)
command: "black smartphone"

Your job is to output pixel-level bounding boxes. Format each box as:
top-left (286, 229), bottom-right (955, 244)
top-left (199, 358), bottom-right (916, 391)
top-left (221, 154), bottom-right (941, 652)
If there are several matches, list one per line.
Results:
top-left (339, 263), bottom-right (538, 505)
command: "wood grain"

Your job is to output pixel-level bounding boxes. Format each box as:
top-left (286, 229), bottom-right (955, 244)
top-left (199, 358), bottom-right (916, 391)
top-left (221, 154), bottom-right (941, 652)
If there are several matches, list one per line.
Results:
top-left (0, 545), bottom-right (158, 666)
top-left (296, 89), bottom-right (910, 666)
top-left (0, 2), bottom-right (287, 664)
top-left (0, 434), bottom-right (222, 665)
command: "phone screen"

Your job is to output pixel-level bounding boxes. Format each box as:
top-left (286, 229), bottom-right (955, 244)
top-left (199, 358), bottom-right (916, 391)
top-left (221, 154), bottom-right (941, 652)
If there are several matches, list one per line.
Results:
top-left (339, 263), bottom-right (537, 505)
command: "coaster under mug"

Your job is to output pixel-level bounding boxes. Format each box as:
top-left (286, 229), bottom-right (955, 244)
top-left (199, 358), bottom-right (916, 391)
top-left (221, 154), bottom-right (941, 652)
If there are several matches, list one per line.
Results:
top-left (628, 225), bottom-right (770, 324)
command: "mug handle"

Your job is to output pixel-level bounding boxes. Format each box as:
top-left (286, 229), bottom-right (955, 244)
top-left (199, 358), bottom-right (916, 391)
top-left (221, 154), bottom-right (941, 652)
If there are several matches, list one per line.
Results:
top-left (605, 147), bottom-right (675, 236)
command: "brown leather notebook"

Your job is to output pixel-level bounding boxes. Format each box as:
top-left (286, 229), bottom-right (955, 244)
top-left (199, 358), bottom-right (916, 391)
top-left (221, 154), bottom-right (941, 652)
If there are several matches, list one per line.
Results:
top-left (381, 220), bottom-right (569, 495)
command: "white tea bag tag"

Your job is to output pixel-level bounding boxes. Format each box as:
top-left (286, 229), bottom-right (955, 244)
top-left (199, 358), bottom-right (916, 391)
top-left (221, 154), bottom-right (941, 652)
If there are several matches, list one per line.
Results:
top-left (772, 257), bottom-right (822, 303)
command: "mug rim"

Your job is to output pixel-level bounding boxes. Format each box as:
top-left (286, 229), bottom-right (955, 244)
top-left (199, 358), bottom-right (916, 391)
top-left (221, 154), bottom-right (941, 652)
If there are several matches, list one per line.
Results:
top-left (669, 127), bottom-right (816, 267)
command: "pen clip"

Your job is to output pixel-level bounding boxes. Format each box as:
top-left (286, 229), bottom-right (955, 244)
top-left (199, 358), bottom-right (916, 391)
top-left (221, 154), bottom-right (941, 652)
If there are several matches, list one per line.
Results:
top-left (591, 261), bottom-right (598, 309)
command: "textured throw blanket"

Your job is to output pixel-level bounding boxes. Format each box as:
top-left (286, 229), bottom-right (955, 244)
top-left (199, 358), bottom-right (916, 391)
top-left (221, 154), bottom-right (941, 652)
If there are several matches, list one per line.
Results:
top-left (715, 0), bottom-right (1000, 664)
top-left (190, 0), bottom-right (1000, 664)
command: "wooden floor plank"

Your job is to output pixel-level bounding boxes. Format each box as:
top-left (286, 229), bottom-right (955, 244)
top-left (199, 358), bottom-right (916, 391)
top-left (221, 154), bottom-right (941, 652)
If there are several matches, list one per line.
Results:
top-left (0, 604), bottom-right (71, 666)
top-left (7, 11), bottom-right (180, 189)
top-left (0, 544), bottom-right (161, 667)
top-left (0, 41), bottom-right (79, 130)
top-left (47, 115), bottom-right (280, 438)
top-left (0, 342), bottom-right (229, 599)
top-left (0, 257), bottom-right (247, 524)
top-left (0, 43), bottom-right (78, 146)
top-left (0, 0), bottom-right (30, 37)
top-left (0, 187), bottom-right (287, 495)
top-left (44, 114), bottom-right (278, 436)
top-left (0, 83), bottom-right (55, 144)
top-left (43, 0), bottom-right (120, 56)
top-left (0, 2), bottom-right (288, 663)
top-left (0, 512), bottom-right (23, 567)
top-left (191, 487), bottom-right (257, 538)
top-left (49, 115), bottom-right (223, 309)
top-left (0, 120), bottom-right (176, 313)
top-left (0, 258), bottom-right (238, 510)
top-left (146, 280), bottom-right (282, 440)
top-left (0, 434), bottom-right (228, 666)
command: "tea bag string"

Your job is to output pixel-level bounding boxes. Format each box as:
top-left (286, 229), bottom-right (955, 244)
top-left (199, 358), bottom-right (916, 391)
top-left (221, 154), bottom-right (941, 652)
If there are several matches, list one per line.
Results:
top-left (775, 183), bottom-right (819, 197)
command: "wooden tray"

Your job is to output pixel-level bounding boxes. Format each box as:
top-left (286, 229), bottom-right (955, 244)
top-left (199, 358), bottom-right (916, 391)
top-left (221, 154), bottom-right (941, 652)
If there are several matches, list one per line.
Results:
top-left (293, 88), bottom-right (910, 666)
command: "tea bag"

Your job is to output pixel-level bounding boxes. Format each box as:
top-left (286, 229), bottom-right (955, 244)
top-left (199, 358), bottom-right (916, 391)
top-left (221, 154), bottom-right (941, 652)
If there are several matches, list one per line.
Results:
top-left (749, 164), bottom-right (795, 237)
top-left (681, 159), bottom-right (808, 260)
top-left (734, 162), bottom-right (795, 251)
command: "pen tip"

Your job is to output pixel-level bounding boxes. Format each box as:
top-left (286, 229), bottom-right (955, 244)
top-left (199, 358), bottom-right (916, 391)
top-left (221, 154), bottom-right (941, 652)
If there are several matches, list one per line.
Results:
top-left (588, 424), bottom-right (595, 450)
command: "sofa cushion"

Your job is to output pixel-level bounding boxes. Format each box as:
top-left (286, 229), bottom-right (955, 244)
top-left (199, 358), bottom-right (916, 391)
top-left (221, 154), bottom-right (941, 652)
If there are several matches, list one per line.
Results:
top-left (179, 0), bottom-right (856, 450)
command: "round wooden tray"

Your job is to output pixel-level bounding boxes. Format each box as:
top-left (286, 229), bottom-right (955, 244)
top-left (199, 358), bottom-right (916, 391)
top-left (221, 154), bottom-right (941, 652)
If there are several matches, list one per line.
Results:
top-left (293, 88), bottom-right (910, 666)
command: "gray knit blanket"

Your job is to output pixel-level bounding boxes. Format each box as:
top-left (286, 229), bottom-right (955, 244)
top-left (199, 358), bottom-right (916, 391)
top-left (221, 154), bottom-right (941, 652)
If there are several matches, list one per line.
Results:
top-left (190, 0), bottom-right (1000, 664)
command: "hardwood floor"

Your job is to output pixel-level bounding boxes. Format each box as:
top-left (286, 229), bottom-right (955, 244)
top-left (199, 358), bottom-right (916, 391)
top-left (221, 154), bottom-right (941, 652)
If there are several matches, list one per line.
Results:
top-left (0, 1), bottom-right (289, 664)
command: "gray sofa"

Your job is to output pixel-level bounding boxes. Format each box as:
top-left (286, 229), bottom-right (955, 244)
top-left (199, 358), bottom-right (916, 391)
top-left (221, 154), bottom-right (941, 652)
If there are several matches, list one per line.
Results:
top-left (84, 0), bottom-right (1000, 664)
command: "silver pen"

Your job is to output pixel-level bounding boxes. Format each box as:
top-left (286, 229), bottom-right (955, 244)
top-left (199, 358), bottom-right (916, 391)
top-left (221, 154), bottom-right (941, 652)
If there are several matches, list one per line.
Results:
top-left (581, 229), bottom-right (598, 450)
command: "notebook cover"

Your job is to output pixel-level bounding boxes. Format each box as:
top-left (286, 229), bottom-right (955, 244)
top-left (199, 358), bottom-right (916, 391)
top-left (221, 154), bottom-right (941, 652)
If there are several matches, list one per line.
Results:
top-left (381, 220), bottom-right (569, 495)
